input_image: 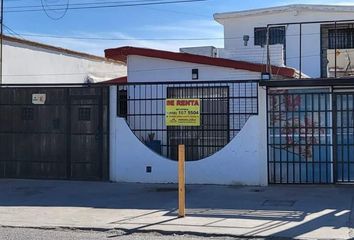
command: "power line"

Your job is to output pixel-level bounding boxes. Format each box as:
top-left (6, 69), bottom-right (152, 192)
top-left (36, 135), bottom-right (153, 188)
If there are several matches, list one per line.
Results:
top-left (17, 32), bottom-right (224, 41)
top-left (3, 24), bottom-right (26, 40)
top-left (41, 0), bottom-right (69, 20)
top-left (5, 0), bottom-right (210, 18)
top-left (4, 0), bottom-right (207, 13)
top-left (6, 0), bottom-right (182, 8)
top-left (9, 31), bottom-right (335, 42)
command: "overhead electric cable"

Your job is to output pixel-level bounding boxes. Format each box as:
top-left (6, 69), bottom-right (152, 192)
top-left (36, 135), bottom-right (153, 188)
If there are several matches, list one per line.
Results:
top-left (40, 0), bottom-right (69, 20)
top-left (10, 31), bottom-right (326, 41)
top-left (6, 0), bottom-right (185, 8)
top-left (3, 24), bottom-right (26, 39)
top-left (4, 0), bottom-right (207, 13)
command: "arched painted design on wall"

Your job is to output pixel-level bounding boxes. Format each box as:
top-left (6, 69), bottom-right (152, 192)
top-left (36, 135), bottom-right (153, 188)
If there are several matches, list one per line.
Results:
top-left (117, 80), bottom-right (259, 161)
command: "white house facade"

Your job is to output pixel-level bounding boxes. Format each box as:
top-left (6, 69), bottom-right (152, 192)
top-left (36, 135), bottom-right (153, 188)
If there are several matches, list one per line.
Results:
top-left (214, 5), bottom-right (354, 78)
top-left (2, 35), bottom-right (127, 84)
top-left (2, 4), bottom-right (353, 185)
top-left (102, 4), bottom-right (354, 186)
top-left (104, 47), bottom-right (298, 185)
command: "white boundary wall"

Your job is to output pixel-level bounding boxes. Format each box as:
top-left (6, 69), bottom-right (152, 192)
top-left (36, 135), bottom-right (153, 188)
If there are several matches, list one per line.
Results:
top-left (109, 55), bottom-right (269, 186)
top-left (109, 86), bottom-right (268, 186)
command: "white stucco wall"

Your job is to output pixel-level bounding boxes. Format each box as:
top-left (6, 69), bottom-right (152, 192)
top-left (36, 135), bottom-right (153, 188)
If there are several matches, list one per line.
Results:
top-left (217, 10), bottom-right (354, 78)
top-left (109, 85), bottom-right (268, 186)
top-left (109, 54), bottom-right (271, 186)
top-left (2, 39), bottom-right (127, 84)
top-left (127, 55), bottom-right (262, 81)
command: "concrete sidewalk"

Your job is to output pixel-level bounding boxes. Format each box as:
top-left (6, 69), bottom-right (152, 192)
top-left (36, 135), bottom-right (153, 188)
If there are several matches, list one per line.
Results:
top-left (0, 180), bottom-right (353, 239)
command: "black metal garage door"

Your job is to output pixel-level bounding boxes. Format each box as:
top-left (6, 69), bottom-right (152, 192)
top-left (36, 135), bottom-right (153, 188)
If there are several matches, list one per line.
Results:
top-left (0, 86), bottom-right (109, 180)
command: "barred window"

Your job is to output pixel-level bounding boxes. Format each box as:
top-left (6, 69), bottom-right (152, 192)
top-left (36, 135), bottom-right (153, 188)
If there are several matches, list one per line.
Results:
top-left (118, 89), bottom-right (127, 118)
top-left (328, 28), bottom-right (354, 49)
top-left (254, 26), bottom-right (285, 46)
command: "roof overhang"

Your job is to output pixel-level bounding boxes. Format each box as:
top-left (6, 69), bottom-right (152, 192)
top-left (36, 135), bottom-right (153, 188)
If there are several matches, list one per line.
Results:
top-left (97, 76), bottom-right (128, 84)
top-left (214, 4), bottom-right (354, 24)
top-left (105, 46), bottom-right (297, 79)
top-left (259, 77), bottom-right (354, 87)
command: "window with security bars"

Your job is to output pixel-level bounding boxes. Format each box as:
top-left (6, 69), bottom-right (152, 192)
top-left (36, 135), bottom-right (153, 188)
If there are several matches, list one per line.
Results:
top-left (118, 90), bottom-right (128, 118)
top-left (254, 26), bottom-right (285, 46)
top-left (328, 28), bottom-right (354, 49)
top-left (167, 87), bottom-right (229, 161)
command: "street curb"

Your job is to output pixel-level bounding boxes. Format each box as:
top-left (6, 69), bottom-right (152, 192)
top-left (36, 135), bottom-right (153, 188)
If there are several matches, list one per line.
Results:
top-left (0, 225), bottom-right (292, 240)
top-left (0, 225), bottom-right (111, 233)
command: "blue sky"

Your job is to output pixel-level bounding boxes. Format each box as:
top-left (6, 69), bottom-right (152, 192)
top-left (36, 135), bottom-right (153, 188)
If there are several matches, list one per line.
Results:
top-left (4, 0), bottom-right (354, 55)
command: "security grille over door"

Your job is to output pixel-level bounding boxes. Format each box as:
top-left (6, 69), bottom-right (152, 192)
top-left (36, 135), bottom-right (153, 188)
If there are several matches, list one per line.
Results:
top-left (334, 92), bottom-right (354, 183)
top-left (267, 89), bottom-right (333, 184)
top-left (268, 87), bottom-right (354, 184)
top-left (117, 80), bottom-right (259, 161)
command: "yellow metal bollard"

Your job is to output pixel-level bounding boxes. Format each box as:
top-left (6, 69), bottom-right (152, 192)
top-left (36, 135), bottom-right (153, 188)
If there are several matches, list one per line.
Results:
top-left (178, 144), bottom-right (186, 218)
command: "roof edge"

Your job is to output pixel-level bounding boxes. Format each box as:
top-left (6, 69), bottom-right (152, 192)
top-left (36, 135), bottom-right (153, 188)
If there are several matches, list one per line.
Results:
top-left (214, 4), bottom-right (354, 23)
top-left (105, 46), bottom-right (297, 78)
top-left (3, 35), bottom-right (125, 65)
top-left (97, 76), bottom-right (128, 84)
top-left (259, 77), bottom-right (354, 87)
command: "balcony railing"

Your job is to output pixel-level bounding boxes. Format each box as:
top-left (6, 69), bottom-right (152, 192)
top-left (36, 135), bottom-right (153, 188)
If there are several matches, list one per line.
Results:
top-left (265, 19), bottom-right (354, 79)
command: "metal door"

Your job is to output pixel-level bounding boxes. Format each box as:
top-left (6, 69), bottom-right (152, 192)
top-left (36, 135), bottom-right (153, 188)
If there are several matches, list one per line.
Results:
top-left (69, 91), bottom-right (104, 180)
top-left (268, 89), bottom-right (354, 184)
top-left (334, 92), bottom-right (354, 183)
top-left (0, 86), bottom-right (108, 180)
top-left (0, 88), bottom-right (68, 179)
top-left (267, 89), bottom-right (333, 184)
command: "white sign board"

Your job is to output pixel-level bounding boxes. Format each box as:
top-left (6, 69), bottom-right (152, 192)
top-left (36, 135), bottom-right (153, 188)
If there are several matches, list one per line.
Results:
top-left (32, 94), bottom-right (46, 105)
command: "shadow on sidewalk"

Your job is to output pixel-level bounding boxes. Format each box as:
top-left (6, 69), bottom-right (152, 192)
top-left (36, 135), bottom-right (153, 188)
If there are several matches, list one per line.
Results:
top-left (0, 179), bottom-right (353, 239)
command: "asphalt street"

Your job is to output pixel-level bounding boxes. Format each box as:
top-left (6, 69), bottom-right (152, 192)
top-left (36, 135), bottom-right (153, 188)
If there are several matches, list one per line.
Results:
top-left (0, 227), bottom-right (267, 240)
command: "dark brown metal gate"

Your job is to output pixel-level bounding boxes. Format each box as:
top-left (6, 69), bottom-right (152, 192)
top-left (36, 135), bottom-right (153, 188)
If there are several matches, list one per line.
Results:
top-left (0, 85), bottom-right (109, 180)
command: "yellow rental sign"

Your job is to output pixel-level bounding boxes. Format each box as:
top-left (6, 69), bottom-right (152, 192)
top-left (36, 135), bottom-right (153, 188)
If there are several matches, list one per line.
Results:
top-left (166, 99), bottom-right (200, 126)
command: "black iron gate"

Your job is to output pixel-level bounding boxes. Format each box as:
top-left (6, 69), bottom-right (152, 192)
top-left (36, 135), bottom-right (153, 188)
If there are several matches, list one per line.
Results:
top-left (0, 86), bottom-right (109, 180)
top-left (333, 92), bottom-right (354, 183)
top-left (117, 80), bottom-right (259, 161)
top-left (267, 87), bottom-right (354, 184)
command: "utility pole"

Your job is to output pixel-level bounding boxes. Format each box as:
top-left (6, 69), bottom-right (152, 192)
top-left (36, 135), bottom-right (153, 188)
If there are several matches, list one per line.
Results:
top-left (0, 0), bottom-right (4, 84)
